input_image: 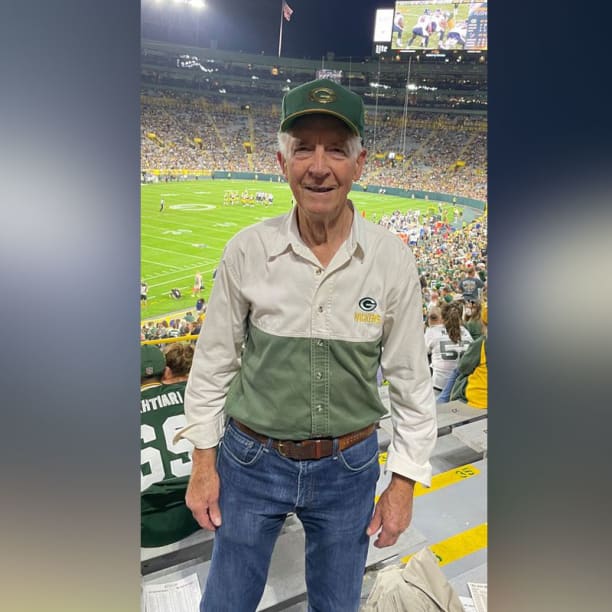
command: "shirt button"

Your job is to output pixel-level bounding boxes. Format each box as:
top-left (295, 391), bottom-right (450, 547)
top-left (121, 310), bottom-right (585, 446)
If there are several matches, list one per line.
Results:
top-left (315, 372), bottom-right (323, 380)
top-left (316, 404), bottom-right (323, 411)
top-left (317, 339), bottom-right (324, 347)
top-left (318, 306), bottom-right (324, 313)
top-left (315, 268), bottom-right (322, 276)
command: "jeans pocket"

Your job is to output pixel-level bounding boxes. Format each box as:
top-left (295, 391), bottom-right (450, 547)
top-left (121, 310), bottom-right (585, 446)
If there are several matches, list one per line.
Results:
top-left (338, 432), bottom-right (380, 473)
top-left (220, 421), bottom-right (265, 467)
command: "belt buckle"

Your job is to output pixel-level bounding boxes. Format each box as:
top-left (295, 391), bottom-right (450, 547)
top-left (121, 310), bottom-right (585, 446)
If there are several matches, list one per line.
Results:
top-left (277, 441), bottom-right (288, 457)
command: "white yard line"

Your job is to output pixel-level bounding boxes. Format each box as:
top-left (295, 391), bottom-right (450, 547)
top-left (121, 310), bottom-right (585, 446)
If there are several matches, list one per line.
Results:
top-left (144, 263), bottom-right (217, 282)
top-left (146, 268), bottom-right (217, 290)
top-left (141, 244), bottom-right (205, 259)
top-left (141, 226), bottom-right (238, 245)
top-left (141, 259), bottom-right (183, 270)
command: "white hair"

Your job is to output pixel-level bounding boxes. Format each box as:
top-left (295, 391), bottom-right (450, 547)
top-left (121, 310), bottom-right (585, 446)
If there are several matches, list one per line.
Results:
top-left (277, 130), bottom-right (363, 161)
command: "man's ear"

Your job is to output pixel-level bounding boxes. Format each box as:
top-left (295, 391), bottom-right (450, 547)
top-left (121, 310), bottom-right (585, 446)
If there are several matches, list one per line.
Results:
top-left (353, 148), bottom-right (367, 180)
top-left (276, 151), bottom-right (287, 176)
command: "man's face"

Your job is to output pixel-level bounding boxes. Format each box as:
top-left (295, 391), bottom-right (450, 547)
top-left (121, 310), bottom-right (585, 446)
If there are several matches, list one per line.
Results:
top-left (277, 114), bottom-right (366, 220)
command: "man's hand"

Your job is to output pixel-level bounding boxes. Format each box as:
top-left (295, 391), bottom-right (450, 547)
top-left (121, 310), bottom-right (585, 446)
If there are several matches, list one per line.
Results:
top-left (185, 447), bottom-right (222, 531)
top-left (366, 473), bottom-right (415, 548)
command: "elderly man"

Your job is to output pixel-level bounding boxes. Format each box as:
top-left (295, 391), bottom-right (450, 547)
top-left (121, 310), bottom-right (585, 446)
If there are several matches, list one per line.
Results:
top-left (176, 78), bottom-right (436, 611)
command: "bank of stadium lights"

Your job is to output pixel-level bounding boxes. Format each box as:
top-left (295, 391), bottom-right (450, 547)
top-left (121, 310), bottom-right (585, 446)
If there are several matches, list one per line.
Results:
top-left (406, 82), bottom-right (437, 92)
top-left (177, 54), bottom-right (217, 71)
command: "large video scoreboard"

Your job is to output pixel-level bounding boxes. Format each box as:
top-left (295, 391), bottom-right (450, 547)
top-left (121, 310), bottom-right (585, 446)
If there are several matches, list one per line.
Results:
top-left (373, 1), bottom-right (487, 55)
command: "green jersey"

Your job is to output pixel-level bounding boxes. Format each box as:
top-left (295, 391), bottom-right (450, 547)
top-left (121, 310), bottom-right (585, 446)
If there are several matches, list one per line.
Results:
top-left (141, 381), bottom-right (199, 547)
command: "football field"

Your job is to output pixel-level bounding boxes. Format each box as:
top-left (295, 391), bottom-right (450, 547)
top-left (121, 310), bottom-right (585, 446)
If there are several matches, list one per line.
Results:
top-left (141, 179), bottom-right (457, 320)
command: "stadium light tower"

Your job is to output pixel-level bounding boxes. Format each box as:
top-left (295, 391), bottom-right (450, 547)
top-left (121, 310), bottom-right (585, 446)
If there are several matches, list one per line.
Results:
top-left (400, 57), bottom-right (413, 158)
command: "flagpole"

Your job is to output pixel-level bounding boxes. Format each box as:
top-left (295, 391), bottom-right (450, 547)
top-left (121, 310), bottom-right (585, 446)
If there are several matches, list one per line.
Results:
top-left (278, 3), bottom-right (284, 57)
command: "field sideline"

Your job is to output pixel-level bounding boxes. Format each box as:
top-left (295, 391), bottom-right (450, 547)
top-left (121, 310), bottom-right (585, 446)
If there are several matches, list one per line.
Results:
top-left (141, 179), bottom-right (464, 320)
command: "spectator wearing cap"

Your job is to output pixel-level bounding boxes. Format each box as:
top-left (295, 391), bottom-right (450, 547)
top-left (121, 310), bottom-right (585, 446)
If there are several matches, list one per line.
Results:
top-left (141, 345), bottom-right (165, 386)
top-left (176, 77), bottom-right (436, 611)
top-left (195, 297), bottom-right (207, 318)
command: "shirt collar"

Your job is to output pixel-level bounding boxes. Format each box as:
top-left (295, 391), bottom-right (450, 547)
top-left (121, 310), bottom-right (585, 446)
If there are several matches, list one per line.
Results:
top-left (268, 201), bottom-right (367, 261)
top-left (141, 381), bottom-right (162, 391)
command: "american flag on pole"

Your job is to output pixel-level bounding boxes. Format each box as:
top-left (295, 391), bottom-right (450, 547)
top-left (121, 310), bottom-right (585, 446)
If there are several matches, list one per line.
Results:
top-left (282, 1), bottom-right (293, 22)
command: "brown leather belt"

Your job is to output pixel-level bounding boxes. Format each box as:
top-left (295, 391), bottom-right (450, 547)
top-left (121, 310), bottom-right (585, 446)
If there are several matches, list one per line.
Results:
top-left (232, 420), bottom-right (377, 461)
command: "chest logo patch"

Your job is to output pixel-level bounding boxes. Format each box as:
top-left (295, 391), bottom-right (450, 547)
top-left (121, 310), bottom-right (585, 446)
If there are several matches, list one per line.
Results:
top-left (358, 297), bottom-right (377, 312)
top-left (354, 297), bottom-right (382, 325)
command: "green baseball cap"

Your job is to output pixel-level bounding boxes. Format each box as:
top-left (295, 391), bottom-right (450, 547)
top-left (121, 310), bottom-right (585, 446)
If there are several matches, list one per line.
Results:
top-left (280, 78), bottom-right (365, 139)
top-left (141, 345), bottom-right (166, 378)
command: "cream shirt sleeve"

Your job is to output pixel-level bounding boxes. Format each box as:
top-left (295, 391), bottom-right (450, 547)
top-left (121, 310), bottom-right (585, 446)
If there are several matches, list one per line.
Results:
top-left (380, 242), bottom-right (437, 487)
top-left (174, 245), bottom-right (250, 449)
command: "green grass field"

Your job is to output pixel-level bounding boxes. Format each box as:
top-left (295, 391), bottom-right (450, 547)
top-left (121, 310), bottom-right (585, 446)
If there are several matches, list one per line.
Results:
top-left (141, 179), bottom-right (460, 321)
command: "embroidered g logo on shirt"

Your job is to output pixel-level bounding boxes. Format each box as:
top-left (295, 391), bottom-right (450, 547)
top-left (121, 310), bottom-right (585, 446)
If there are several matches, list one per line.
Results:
top-left (358, 297), bottom-right (377, 312)
top-left (355, 297), bottom-right (381, 324)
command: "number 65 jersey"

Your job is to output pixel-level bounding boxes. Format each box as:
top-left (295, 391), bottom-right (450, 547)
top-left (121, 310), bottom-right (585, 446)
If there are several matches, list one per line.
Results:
top-left (141, 380), bottom-right (199, 548)
top-left (141, 381), bottom-right (192, 492)
top-left (424, 324), bottom-right (473, 391)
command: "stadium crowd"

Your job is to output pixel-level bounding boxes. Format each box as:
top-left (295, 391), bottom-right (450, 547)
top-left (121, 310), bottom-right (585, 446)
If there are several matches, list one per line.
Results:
top-left (141, 89), bottom-right (486, 201)
top-left (141, 311), bottom-right (202, 342)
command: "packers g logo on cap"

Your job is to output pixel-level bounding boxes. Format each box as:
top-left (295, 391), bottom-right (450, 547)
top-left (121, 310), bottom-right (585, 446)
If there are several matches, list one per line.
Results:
top-left (308, 87), bottom-right (336, 104)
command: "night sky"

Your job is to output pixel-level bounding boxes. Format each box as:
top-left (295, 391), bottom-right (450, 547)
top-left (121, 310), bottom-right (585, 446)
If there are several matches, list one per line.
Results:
top-left (142, 0), bottom-right (394, 60)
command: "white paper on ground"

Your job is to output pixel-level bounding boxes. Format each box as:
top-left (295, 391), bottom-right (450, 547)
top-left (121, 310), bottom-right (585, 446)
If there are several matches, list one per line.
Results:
top-left (459, 595), bottom-right (477, 612)
top-left (143, 573), bottom-right (202, 612)
top-left (467, 582), bottom-right (487, 612)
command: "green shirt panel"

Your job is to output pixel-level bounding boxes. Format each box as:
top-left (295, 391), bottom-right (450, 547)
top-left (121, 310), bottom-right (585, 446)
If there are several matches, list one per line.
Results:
top-left (225, 325), bottom-right (385, 439)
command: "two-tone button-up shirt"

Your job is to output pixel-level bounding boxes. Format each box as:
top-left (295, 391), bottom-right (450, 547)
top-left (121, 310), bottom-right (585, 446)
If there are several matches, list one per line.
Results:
top-left (178, 203), bottom-right (436, 485)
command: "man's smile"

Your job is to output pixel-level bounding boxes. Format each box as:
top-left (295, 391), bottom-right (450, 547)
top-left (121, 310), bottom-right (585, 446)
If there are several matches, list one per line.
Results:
top-left (304, 185), bottom-right (335, 193)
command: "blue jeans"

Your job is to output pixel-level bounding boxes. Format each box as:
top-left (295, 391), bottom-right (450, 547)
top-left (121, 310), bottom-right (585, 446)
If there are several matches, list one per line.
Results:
top-left (201, 419), bottom-right (380, 612)
top-left (437, 367), bottom-right (460, 403)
